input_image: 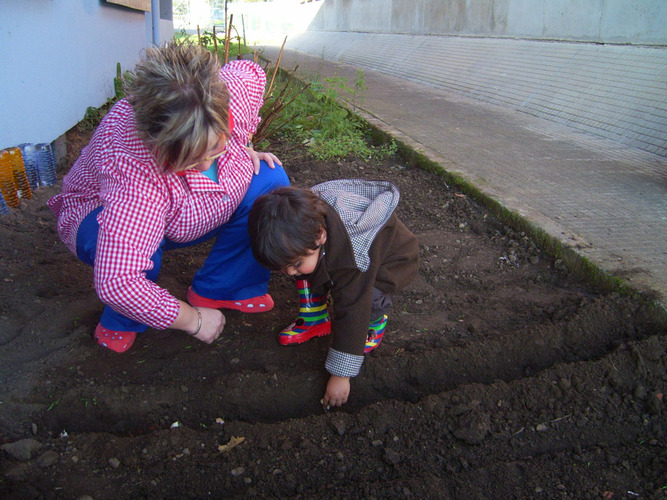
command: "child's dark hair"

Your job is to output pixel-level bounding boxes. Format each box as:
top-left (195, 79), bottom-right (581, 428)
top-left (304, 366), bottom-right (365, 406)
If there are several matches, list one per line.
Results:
top-left (248, 186), bottom-right (328, 270)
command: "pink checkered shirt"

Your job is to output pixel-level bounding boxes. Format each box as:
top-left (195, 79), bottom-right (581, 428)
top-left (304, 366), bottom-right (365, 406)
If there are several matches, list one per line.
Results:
top-left (48, 60), bottom-right (266, 329)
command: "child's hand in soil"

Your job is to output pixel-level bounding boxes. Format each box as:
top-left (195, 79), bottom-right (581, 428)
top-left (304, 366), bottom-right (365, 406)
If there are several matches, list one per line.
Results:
top-left (322, 375), bottom-right (350, 409)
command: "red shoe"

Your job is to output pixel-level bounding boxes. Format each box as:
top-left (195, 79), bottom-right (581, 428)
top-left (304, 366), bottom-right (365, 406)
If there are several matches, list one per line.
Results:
top-left (279, 319), bottom-right (331, 345)
top-left (279, 279), bottom-right (331, 345)
top-left (94, 324), bottom-right (136, 353)
top-left (186, 286), bottom-right (274, 313)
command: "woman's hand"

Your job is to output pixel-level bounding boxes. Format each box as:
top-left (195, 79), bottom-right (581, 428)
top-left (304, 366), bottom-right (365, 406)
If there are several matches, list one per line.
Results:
top-left (322, 375), bottom-right (351, 409)
top-left (191, 306), bottom-right (226, 344)
top-left (246, 146), bottom-right (282, 174)
top-left (173, 301), bottom-right (225, 343)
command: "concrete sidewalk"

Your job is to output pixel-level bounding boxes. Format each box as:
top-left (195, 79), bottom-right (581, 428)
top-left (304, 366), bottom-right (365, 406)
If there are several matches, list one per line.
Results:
top-left (259, 45), bottom-right (667, 306)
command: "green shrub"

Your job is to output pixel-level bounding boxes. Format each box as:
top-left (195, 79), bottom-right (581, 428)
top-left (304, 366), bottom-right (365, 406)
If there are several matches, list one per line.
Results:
top-left (258, 71), bottom-right (396, 161)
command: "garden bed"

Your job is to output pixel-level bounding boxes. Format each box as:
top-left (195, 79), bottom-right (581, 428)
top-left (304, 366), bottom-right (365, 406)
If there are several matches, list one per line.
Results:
top-left (0, 126), bottom-right (665, 499)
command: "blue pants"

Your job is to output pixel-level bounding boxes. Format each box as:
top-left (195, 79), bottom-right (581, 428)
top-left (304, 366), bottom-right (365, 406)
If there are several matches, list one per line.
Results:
top-left (76, 162), bottom-right (289, 332)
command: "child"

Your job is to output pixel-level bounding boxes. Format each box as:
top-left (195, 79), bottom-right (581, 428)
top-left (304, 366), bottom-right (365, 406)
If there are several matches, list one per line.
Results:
top-left (248, 180), bottom-right (419, 408)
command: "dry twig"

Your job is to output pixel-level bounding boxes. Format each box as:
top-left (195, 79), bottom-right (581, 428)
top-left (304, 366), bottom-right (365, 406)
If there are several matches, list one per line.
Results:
top-left (266, 36), bottom-right (287, 98)
top-left (224, 14), bottom-right (233, 64)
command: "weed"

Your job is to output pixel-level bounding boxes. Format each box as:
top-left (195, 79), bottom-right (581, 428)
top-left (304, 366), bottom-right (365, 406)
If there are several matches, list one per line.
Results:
top-left (257, 68), bottom-right (397, 161)
top-left (81, 107), bottom-right (102, 131)
top-left (175, 24), bottom-right (249, 64)
top-left (198, 29), bottom-right (224, 50)
top-left (113, 62), bottom-right (128, 101)
top-left (353, 69), bottom-right (368, 110)
top-left (79, 62), bottom-right (130, 131)
top-left (81, 396), bottom-right (98, 408)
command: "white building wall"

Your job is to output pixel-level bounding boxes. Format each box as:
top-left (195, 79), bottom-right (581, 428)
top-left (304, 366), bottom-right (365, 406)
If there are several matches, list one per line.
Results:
top-left (0, 0), bottom-right (172, 152)
top-left (304, 0), bottom-right (666, 45)
top-left (237, 0), bottom-right (666, 156)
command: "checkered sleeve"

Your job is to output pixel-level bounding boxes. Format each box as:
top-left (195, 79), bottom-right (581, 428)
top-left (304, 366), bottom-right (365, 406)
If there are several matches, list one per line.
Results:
top-left (325, 348), bottom-right (365, 378)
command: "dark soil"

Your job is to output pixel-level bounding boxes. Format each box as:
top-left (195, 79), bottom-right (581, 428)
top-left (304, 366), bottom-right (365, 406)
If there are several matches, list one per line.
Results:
top-left (0, 124), bottom-right (665, 500)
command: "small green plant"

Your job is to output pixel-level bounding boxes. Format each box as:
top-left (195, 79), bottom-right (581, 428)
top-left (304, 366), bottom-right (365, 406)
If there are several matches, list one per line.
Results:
top-left (353, 68), bottom-right (368, 110)
top-left (81, 107), bottom-right (101, 131)
top-left (47, 397), bottom-right (61, 411)
top-left (79, 62), bottom-right (131, 131)
top-left (113, 62), bottom-right (130, 101)
top-left (198, 29), bottom-right (224, 49)
top-left (81, 396), bottom-right (98, 408)
top-left (176, 24), bottom-right (249, 64)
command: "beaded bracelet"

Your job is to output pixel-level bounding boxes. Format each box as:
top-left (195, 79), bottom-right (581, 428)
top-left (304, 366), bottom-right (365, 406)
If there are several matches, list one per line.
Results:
top-left (191, 307), bottom-right (202, 336)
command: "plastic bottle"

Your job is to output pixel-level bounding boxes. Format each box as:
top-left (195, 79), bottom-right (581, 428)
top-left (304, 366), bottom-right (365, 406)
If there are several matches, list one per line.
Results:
top-left (0, 149), bottom-right (20, 208)
top-left (0, 188), bottom-right (9, 216)
top-left (7, 147), bottom-right (32, 200)
top-left (18, 143), bottom-right (39, 190)
top-left (35, 142), bottom-right (57, 187)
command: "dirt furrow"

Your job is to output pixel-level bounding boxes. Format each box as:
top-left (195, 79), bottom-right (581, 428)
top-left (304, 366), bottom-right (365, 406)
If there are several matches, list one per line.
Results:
top-left (29, 293), bottom-right (660, 437)
top-left (4, 335), bottom-right (664, 499)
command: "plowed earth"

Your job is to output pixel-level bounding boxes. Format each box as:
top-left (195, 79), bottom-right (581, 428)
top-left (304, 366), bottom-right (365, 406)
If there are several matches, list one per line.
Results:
top-left (0, 126), bottom-right (665, 499)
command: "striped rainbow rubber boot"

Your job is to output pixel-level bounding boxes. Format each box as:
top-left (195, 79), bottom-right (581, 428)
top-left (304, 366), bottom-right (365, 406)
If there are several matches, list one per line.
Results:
top-left (279, 279), bottom-right (331, 345)
top-left (364, 315), bottom-right (388, 353)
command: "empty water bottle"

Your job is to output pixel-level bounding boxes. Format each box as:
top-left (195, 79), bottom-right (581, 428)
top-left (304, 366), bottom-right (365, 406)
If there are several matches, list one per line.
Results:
top-left (0, 188), bottom-right (9, 216)
top-left (7, 147), bottom-right (32, 200)
top-left (0, 149), bottom-right (19, 208)
top-left (35, 142), bottom-right (57, 187)
top-left (19, 143), bottom-right (39, 190)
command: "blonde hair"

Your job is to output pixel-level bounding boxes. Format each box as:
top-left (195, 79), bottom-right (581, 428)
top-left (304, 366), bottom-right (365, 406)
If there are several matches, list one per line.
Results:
top-left (125, 40), bottom-right (230, 170)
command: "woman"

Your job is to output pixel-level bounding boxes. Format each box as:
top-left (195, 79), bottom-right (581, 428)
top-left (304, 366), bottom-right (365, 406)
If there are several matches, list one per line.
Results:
top-left (48, 41), bottom-right (288, 353)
